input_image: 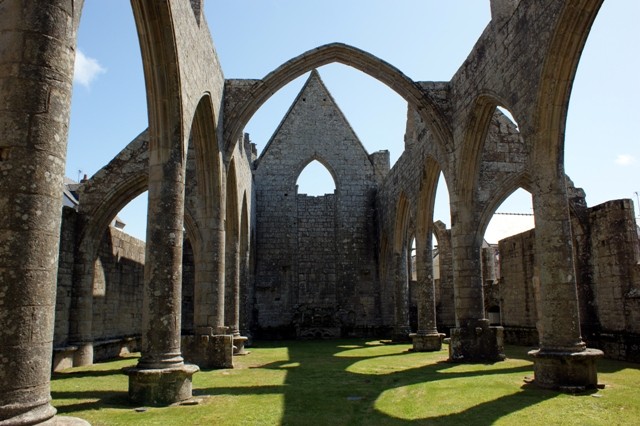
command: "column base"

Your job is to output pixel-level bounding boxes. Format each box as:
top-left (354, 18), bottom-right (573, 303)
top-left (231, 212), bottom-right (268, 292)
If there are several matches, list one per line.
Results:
top-left (123, 364), bottom-right (199, 406)
top-left (528, 348), bottom-right (604, 391)
top-left (233, 335), bottom-right (250, 355)
top-left (449, 320), bottom-right (505, 362)
top-left (181, 334), bottom-right (234, 369)
top-left (0, 400), bottom-right (57, 426)
top-left (410, 333), bottom-right (445, 352)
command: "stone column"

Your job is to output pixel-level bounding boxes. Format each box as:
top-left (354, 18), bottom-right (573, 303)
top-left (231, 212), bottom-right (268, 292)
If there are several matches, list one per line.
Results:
top-left (392, 251), bottom-right (411, 342)
top-left (68, 238), bottom-right (97, 367)
top-left (229, 240), bottom-right (248, 354)
top-left (410, 232), bottom-right (444, 351)
top-left (0, 1), bottom-right (89, 424)
top-left (449, 214), bottom-right (504, 362)
top-left (124, 138), bottom-right (198, 405)
top-left (181, 184), bottom-right (233, 369)
top-left (528, 176), bottom-right (602, 389)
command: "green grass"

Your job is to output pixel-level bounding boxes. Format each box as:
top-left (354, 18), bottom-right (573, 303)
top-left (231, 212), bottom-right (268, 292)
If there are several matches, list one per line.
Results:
top-left (51, 340), bottom-right (640, 425)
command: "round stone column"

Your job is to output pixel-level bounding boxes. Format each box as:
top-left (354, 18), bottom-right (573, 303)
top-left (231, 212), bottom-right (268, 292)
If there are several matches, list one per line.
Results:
top-left (449, 219), bottom-right (504, 362)
top-left (529, 178), bottom-right (603, 389)
top-left (411, 233), bottom-right (444, 351)
top-left (125, 144), bottom-right (198, 405)
top-left (0, 1), bottom-right (88, 424)
top-left (392, 251), bottom-right (411, 342)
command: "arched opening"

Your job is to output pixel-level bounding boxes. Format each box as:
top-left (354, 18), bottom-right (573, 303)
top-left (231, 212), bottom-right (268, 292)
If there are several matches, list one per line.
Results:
top-left (114, 191), bottom-right (148, 242)
top-left (484, 188), bottom-right (534, 244)
top-left (89, 190), bottom-right (147, 356)
top-left (247, 65), bottom-right (410, 169)
top-left (296, 160), bottom-right (336, 196)
top-left (433, 171), bottom-right (451, 237)
top-left (482, 187), bottom-right (536, 341)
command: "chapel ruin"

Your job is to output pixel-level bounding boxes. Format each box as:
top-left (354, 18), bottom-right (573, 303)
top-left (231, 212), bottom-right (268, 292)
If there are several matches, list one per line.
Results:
top-left (2, 0), bottom-right (638, 424)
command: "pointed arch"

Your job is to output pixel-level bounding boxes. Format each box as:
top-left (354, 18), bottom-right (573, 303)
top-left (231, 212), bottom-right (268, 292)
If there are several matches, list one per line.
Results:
top-left (130, 0), bottom-right (183, 162)
top-left (458, 94), bottom-right (520, 204)
top-left (295, 156), bottom-right (338, 195)
top-left (224, 43), bottom-right (451, 156)
top-left (393, 192), bottom-right (412, 254)
top-left (532, 0), bottom-right (603, 168)
top-left (477, 172), bottom-right (534, 241)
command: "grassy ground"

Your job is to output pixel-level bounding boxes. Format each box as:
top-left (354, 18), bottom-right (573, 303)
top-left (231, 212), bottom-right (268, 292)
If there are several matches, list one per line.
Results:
top-left (51, 340), bottom-right (640, 425)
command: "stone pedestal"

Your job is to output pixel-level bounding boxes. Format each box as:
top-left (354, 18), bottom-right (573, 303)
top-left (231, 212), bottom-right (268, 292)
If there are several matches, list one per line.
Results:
top-left (124, 364), bottom-right (199, 406)
top-left (233, 335), bottom-right (249, 355)
top-left (449, 320), bottom-right (505, 362)
top-left (528, 348), bottom-right (604, 390)
top-left (182, 334), bottom-right (234, 369)
top-left (410, 333), bottom-right (445, 352)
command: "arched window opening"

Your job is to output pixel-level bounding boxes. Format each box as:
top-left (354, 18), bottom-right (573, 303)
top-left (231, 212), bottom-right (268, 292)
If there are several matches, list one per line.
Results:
top-left (433, 172), bottom-right (450, 230)
top-left (484, 188), bottom-right (534, 244)
top-left (114, 191), bottom-right (148, 242)
top-left (408, 236), bottom-right (417, 281)
top-left (496, 105), bottom-right (519, 130)
top-left (296, 160), bottom-right (336, 196)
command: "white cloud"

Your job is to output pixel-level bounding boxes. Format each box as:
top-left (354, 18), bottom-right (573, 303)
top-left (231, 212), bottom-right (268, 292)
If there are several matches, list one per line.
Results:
top-left (74, 49), bottom-right (106, 89)
top-left (615, 154), bottom-right (636, 166)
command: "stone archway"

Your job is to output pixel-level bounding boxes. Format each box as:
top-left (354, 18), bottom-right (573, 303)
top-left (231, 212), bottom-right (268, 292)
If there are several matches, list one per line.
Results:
top-left (223, 43), bottom-right (453, 157)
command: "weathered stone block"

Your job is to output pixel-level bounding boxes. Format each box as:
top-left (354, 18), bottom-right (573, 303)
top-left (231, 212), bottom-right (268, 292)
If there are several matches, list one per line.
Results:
top-left (124, 364), bottom-right (199, 406)
top-left (449, 320), bottom-right (505, 362)
top-left (528, 348), bottom-right (603, 390)
top-left (181, 334), bottom-right (234, 369)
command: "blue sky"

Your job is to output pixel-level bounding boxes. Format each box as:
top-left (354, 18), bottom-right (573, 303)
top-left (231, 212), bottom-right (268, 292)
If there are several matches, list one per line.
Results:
top-left (68, 1), bottom-right (639, 243)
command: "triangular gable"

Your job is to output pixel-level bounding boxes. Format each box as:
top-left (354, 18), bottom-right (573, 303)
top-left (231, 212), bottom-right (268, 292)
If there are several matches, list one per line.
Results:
top-left (258, 69), bottom-right (371, 162)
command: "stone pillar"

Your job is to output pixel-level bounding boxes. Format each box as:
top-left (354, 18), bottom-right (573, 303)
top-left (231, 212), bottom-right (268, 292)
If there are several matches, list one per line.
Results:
top-left (182, 203), bottom-right (234, 369)
top-left (229, 240), bottom-right (248, 354)
top-left (392, 251), bottom-right (411, 342)
top-left (239, 233), bottom-right (253, 342)
top-left (528, 176), bottom-right (602, 390)
top-left (69, 238), bottom-right (97, 367)
top-left (0, 1), bottom-right (90, 424)
top-left (411, 233), bottom-right (444, 351)
top-left (449, 219), bottom-right (504, 362)
top-left (125, 134), bottom-right (198, 405)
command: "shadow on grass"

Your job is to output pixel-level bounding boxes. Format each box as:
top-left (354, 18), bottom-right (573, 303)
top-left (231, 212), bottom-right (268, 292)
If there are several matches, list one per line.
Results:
top-left (197, 340), bottom-right (554, 425)
top-left (50, 390), bottom-right (132, 414)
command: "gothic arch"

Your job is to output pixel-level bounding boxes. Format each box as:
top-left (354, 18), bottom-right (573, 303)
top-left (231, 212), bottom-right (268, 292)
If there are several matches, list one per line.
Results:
top-left (393, 192), bottom-right (412, 254)
top-left (532, 0), bottom-right (603, 169)
top-left (416, 156), bottom-right (444, 237)
top-left (476, 172), bottom-right (533, 242)
top-left (294, 155), bottom-right (339, 194)
top-left (458, 94), bottom-right (520, 204)
top-left (224, 43), bottom-right (452, 156)
top-left (130, 0), bottom-right (184, 161)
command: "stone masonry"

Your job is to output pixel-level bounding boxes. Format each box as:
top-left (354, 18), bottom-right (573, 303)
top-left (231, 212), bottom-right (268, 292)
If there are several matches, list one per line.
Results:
top-left (1, 0), bottom-right (631, 423)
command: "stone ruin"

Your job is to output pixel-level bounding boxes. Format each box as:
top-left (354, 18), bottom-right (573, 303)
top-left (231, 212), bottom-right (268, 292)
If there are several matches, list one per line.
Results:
top-left (2, 0), bottom-right (636, 424)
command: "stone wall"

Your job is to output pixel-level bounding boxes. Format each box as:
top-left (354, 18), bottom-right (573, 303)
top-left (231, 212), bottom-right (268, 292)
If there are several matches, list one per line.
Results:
top-left (498, 199), bottom-right (640, 360)
top-left (54, 207), bottom-right (78, 348)
top-left (497, 229), bottom-right (538, 344)
top-left (253, 71), bottom-right (381, 338)
top-left (91, 228), bottom-right (145, 343)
